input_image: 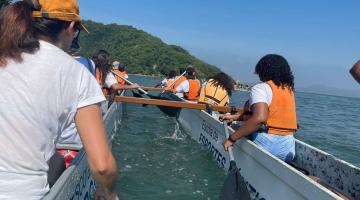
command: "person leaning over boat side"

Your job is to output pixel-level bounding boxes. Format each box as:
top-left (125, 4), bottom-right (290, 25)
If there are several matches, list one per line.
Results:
top-left (174, 67), bottom-right (201, 102)
top-left (198, 72), bottom-right (234, 106)
top-left (113, 60), bottom-right (128, 85)
top-left (93, 50), bottom-right (140, 94)
top-left (350, 60), bottom-right (360, 84)
top-left (0, 1), bottom-right (119, 199)
top-left (222, 54), bottom-right (298, 162)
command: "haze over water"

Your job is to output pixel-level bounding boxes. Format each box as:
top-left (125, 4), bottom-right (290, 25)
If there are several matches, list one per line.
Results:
top-left (113, 75), bottom-right (360, 199)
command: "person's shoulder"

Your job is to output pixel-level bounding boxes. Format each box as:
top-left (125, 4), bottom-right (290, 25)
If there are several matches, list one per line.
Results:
top-left (252, 82), bottom-right (270, 90)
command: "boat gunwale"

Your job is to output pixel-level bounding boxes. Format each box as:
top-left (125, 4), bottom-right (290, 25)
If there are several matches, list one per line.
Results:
top-left (177, 104), bottom-right (348, 200)
top-left (44, 91), bottom-right (125, 199)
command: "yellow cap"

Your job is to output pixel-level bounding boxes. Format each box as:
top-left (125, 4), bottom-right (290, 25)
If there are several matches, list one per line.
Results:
top-left (32, 0), bottom-right (89, 33)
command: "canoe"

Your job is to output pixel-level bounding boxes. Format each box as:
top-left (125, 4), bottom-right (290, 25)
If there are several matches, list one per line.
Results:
top-left (43, 91), bottom-right (125, 200)
top-left (159, 93), bottom-right (360, 200)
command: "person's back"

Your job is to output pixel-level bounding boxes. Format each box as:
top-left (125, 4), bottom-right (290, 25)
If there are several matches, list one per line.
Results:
top-left (174, 67), bottom-right (200, 101)
top-left (0, 40), bottom-right (102, 198)
top-left (184, 79), bottom-right (200, 101)
top-left (0, 1), bottom-right (118, 199)
top-left (198, 73), bottom-right (234, 106)
top-left (172, 75), bottom-right (187, 91)
top-left (222, 54), bottom-right (297, 162)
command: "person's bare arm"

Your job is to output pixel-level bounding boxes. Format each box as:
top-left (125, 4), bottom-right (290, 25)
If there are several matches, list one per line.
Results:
top-left (75, 104), bottom-right (118, 199)
top-left (223, 102), bottom-right (268, 150)
top-left (350, 60), bottom-right (360, 84)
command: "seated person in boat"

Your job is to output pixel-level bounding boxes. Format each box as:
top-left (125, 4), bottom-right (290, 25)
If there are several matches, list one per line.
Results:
top-left (171, 66), bottom-right (191, 91)
top-left (222, 54), bottom-right (298, 162)
top-left (156, 70), bottom-right (176, 89)
top-left (55, 51), bottom-right (140, 168)
top-left (112, 60), bottom-right (128, 85)
top-left (93, 50), bottom-right (140, 94)
top-left (350, 60), bottom-right (360, 84)
top-left (173, 67), bottom-right (201, 102)
top-left (0, 1), bottom-right (119, 199)
top-left (198, 72), bottom-right (234, 106)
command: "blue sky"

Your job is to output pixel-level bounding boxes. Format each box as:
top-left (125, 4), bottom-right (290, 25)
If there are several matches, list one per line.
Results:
top-left (78, 0), bottom-right (360, 91)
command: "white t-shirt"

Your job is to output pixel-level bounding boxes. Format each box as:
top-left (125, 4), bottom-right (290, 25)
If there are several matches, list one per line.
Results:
top-left (249, 82), bottom-right (273, 106)
top-left (0, 41), bottom-right (105, 199)
top-left (161, 78), bottom-right (168, 85)
top-left (58, 71), bottom-right (116, 145)
top-left (104, 72), bottom-right (118, 89)
top-left (175, 80), bottom-right (190, 93)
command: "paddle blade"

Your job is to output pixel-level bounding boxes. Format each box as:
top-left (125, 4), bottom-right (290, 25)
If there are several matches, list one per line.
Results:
top-left (150, 92), bottom-right (182, 117)
top-left (220, 160), bottom-right (251, 200)
top-left (132, 91), bottom-right (144, 98)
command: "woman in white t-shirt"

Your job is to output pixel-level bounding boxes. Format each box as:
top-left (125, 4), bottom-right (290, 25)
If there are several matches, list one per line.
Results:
top-left (221, 54), bottom-right (298, 162)
top-left (93, 50), bottom-right (140, 92)
top-left (0, 1), bottom-right (118, 199)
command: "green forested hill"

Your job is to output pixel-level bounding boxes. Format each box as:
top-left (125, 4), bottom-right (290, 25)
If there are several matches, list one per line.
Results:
top-left (79, 20), bottom-right (221, 78)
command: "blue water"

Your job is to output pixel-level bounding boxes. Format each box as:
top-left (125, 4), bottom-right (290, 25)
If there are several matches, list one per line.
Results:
top-left (114, 75), bottom-right (360, 199)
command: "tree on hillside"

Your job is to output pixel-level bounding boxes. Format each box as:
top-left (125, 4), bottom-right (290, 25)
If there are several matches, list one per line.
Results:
top-left (79, 20), bottom-right (222, 79)
top-left (0, 0), bottom-right (11, 8)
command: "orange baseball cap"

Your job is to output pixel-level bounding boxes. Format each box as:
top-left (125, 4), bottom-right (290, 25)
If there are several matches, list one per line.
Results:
top-left (32, 0), bottom-right (89, 33)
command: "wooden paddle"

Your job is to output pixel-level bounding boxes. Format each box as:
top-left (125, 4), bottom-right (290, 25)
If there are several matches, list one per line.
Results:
top-left (108, 95), bottom-right (243, 113)
top-left (111, 70), bottom-right (148, 95)
top-left (141, 87), bottom-right (163, 91)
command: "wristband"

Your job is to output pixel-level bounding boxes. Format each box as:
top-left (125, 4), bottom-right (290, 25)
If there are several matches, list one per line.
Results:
top-left (228, 135), bottom-right (236, 143)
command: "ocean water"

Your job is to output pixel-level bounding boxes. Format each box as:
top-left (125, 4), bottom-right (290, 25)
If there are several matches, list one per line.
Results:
top-left (114, 75), bottom-right (360, 199)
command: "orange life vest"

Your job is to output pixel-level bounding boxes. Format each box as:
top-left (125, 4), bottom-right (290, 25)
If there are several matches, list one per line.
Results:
top-left (95, 68), bottom-right (110, 95)
top-left (172, 76), bottom-right (187, 91)
top-left (114, 69), bottom-right (127, 85)
top-left (198, 79), bottom-right (229, 106)
top-left (184, 79), bottom-right (200, 102)
top-left (266, 80), bottom-right (297, 135)
top-left (165, 78), bottom-right (175, 90)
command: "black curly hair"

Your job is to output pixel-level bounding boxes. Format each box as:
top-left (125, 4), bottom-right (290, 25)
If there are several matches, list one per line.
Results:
top-left (207, 72), bottom-right (234, 96)
top-left (255, 54), bottom-right (295, 91)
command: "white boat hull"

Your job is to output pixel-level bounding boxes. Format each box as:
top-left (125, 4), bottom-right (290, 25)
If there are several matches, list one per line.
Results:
top-left (177, 108), bottom-right (359, 199)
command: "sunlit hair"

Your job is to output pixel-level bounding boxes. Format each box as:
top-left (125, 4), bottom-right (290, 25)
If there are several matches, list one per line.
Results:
top-left (0, 1), bottom-right (78, 66)
top-left (255, 54), bottom-right (295, 91)
top-left (207, 72), bottom-right (234, 96)
top-left (92, 49), bottom-right (111, 84)
top-left (185, 66), bottom-right (196, 79)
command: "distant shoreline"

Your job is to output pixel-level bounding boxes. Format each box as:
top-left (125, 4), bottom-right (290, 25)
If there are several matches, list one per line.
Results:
top-left (128, 73), bottom-right (161, 78)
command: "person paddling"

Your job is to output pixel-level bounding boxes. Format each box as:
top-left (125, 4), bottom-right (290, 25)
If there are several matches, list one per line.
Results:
top-left (113, 60), bottom-right (128, 85)
top-left (156, 70), bottom-right (176, 89)
top-left (222, 54), bottom-right (298, 162)
top-left (198, 72), bottom-right (234, 106)
top-left (93, 50), bottom-right (139, 94)
top-left (0, 0), bottom-right (118, 199)
top-left (173, 66), bottom-right (201, 101)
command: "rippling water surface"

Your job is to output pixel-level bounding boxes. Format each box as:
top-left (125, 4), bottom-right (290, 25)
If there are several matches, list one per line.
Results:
top-left (114, 75), bottom-right (360, 199)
